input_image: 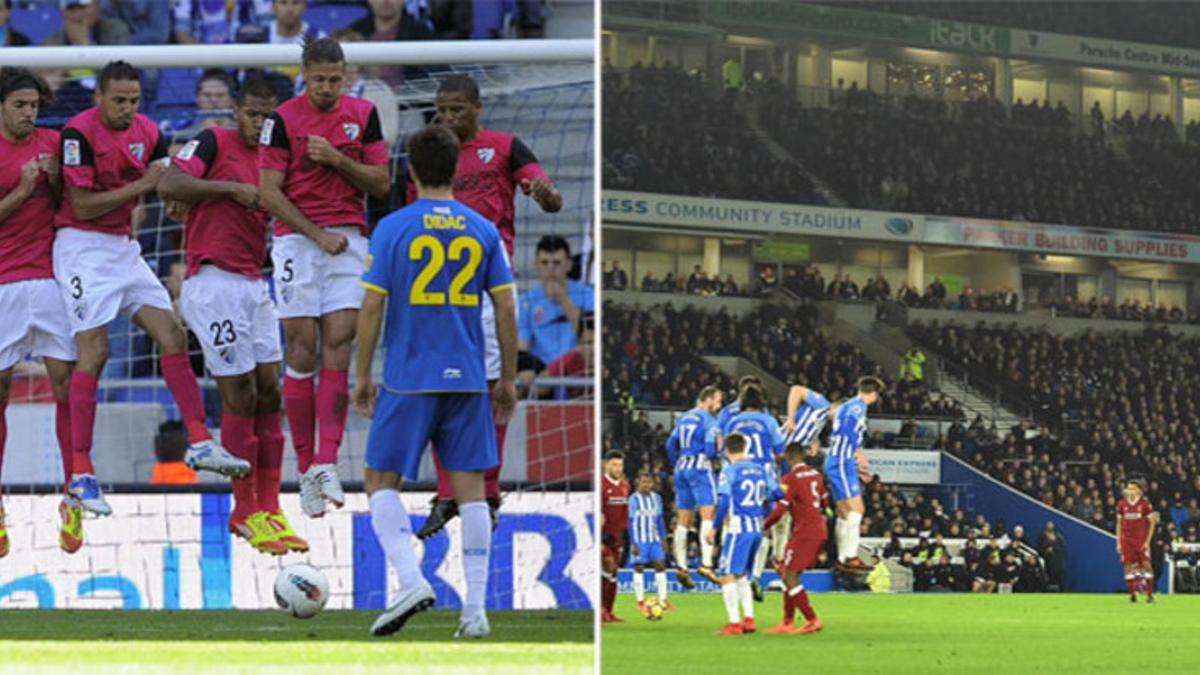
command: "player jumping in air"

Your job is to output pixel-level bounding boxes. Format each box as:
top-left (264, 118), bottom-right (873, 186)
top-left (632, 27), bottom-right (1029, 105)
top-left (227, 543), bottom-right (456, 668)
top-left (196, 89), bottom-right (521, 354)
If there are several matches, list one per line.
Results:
top-left (706, 433), bottom-right (783, 635)
top-left (159, 78), bottom-right (307, 556)
top-left (723, 383), bottom-right (786, 601)
top-left (0, 67), bottom-right (81, 555)
top-left (259, 37), bottom-right (391, 518)
top-left (629, 473), bottom-right (671, 613)
top-left (353, 124), bottom-right (518, 639)
top-left (416, 73), bottom-right (563, 539)
top-left (666, 384), bottom-right (724, 585)
top-left (1116, 479), bottom-right (1159, 603)
top-left (763, 442), bottom-right (829, 635)
top-left (56, 61), bottom-right (248, 517)
top-left (601, 450), bottom-right (630, 624)
top-left (826, 376), bottom-right (884, 573)
top-left (716, 374), bottom-right (762, 440)
top-left (773, 384), bottom-right (831, 577)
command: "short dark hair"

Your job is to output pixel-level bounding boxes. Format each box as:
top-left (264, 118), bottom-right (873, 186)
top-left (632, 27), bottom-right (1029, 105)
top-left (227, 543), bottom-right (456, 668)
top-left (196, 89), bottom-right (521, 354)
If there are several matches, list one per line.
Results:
top-left (858, 376), bottom-right (885, 394)
top-left (725, 433), bottom-right (747, 455)
top-left (785, 441), bottom-right (806, 459)
top-left (738, 375), bottom-right (761, 389)
top-left (406, 125), bottom-right (460, 188)
top-left (196, 68), bottom-right (235, 96)
top-left (604, 450), bottom-right (624, 461)
top-left (0, 67), bottom-right (53, 107)
top-left (302, 36), bottom-right (345, 67)
top-left (739, 383), bottom-right (765, 410)
top-left (236, 77), bottom-right (278, 105)
top-left (98, 61), bottom-right (140, 93)
top-left (437, 74), bottom-right (481, 104)
top-left (537, 234), bottom-right (570, 255)
top-left (697, 385), bottom-right (721, 404)
top-left (154, 420), bottom-right (188, 462)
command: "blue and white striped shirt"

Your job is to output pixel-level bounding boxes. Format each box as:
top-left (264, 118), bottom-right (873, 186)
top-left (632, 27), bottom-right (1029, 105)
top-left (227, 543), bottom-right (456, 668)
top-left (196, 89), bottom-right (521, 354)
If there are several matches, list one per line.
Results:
top-left (786, 389), bottom-right (831, 448)
top-left (628, 491), bottom-right (666, 545)
top-left (828, 396), bottom-right (868, 462)
top-left (666, 407), bottom-right (720, 472)
top-left (715, 460), bottom-right (783, 534)
top-left (725, 410), bottom-right (787, 466)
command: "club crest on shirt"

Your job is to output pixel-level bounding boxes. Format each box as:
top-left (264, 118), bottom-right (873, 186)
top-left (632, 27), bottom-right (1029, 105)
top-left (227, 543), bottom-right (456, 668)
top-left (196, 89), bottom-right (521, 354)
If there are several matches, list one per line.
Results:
top-left (343, 123), bottom-right (360, 141)
top-left (177, 139), bottom-right (199, 161)
top-left (64, 139), bottom-right (81, 166)
top-left (129, 143), bottom-right (145, 161)
top-left (477, 147), bottom-right (495, 164)
top-left (260, 118), bottom-right (275, 145)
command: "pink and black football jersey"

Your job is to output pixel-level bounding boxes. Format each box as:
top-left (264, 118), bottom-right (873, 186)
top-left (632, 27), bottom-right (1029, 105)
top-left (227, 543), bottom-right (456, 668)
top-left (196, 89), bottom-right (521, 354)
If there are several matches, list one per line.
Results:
top-left (171, 127), bottom-right (270, 279)
top-left (0, 127), bottom-right (60, 283)
top-left (56, 107), bottom-right (166, 236)
top-left (258, 93), bottom-right (388, 236)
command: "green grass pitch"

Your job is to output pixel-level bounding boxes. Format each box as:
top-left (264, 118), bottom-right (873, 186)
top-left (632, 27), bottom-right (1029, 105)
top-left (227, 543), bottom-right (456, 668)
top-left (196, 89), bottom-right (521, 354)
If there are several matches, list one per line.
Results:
top-left (602, 593), bottom-right (1198, 674)
top-left (0, 609), bottom-right (593, 674)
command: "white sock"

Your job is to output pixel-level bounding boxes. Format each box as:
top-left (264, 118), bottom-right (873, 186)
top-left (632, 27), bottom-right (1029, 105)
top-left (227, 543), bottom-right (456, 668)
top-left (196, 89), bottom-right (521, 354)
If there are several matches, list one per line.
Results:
top-left (737, 577), bottom-right (754, 619)
top-left (633, 568), bottom-right (645, 602)
top-left (369, 490), bottom-right (424, 589)
top-left (656, 570), bottom-right (668, 602)
top-left (673, 525), bottom-right (689, 568)
top-left (845, 511), bottom-right (864, 561)
top-left (700, 520), bottom-right (715, 567)
top-left (752, 536), bottom-right (769, 581)
top-left (721, 582), bottom-right (740, 623)
top-left (835, 518), bottom-right (849, 562)
top-left (460, 501), bottom-right (491, 618)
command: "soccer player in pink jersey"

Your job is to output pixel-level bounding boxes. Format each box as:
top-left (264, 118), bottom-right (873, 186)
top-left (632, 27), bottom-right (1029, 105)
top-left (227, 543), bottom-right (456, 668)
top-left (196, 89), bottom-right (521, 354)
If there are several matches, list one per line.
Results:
top-left (259, 37), bottom-right (390, 518)
top-left (0, 68), bottom-right (82, 556)
top-left (414, 74), bottom-right (564, 538)
top-left (159, 78), bottom-right (307, 556)
top-left (55, 61), bottom-right (250, 517)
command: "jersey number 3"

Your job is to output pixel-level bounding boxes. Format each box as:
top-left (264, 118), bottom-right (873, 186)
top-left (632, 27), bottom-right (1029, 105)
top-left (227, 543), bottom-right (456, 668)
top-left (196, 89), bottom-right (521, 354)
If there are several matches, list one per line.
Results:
top-left (409, 235), bottom-right (483, 307)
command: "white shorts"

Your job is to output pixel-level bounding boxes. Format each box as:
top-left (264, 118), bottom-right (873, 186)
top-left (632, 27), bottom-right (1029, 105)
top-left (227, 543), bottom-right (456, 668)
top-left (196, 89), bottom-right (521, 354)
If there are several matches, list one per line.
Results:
top-left (481, 286), bottom-right (518, 381)
top-left (53, 227), bottom-right (174, 334)
top-left (180, 266), bottom-right (283, 377)
top-left (271, 227), bottom-right (368, 319)
top-left (0, 278), bottom-right (78, 370)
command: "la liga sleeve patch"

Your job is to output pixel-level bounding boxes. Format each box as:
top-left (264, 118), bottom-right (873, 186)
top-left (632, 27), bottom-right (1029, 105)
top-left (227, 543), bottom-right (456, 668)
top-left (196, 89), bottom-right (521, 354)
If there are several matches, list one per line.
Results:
top-left (259, 117), bottom-right (275, 146)
top-left (64, 139), bottom-right (81, 166)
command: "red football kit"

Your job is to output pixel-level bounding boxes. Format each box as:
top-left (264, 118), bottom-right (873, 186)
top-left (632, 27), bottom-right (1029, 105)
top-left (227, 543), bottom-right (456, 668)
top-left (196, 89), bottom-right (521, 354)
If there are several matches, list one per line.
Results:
top-left (602, 474), bottom-right (631, 562)
top-left (765, 464), bottom-right (830, 573)
top-left (1117, 495), bottom-right (1152, 566)
top-left (0, 127), bottom-right (59, 283)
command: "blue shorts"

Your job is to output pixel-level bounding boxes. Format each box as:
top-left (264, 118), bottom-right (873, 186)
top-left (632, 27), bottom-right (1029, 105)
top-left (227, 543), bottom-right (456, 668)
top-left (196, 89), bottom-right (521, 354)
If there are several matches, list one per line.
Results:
top-left (825, 459), bottom-right (862, 502)
top-left (364, 390), bottom-right (497, 480)
top-left (631, 540), bottom-right (665, 566)
top-left (674, 468), bottom-right (717, 511)
top-left (718, 532), bottom-right (762, 578)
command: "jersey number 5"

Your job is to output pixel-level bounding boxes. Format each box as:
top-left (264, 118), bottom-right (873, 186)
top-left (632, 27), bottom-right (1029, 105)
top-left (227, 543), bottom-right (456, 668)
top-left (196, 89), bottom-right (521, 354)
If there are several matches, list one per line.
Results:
top-left (409, 234), bottom-right (483, 307)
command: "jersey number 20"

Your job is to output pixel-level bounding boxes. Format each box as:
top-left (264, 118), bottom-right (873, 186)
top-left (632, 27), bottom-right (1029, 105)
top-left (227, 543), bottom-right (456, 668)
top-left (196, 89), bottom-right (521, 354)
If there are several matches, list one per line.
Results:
top-left (409, 234), bottom-right (483, 307)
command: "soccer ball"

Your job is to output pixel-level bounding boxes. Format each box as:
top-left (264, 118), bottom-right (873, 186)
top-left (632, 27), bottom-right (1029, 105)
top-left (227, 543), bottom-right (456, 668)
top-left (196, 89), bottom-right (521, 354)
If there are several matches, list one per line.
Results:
top-left (274, 563), bottom-right (329, 619)
top-left (642, 597), bottom-right (665, 621)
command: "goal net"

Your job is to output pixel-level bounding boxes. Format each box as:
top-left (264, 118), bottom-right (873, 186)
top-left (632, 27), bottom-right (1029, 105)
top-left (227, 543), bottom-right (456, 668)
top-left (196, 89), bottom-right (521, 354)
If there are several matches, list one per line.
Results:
top-left (0, 44), bottom-right (594, 612)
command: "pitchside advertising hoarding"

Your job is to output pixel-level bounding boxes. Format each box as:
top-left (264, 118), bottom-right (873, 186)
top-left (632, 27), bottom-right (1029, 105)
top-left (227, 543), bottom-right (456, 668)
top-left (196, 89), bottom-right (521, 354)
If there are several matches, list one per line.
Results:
top-left (862, 449), bottom-right (941, 485)
top-left (0, 493), bottom-right (594, 610)
top-left (603, 191), bottom-right (1200, 265)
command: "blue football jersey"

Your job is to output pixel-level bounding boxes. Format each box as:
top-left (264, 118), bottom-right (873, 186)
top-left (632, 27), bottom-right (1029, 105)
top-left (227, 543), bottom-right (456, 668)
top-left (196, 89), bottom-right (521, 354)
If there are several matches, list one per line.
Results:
top-left (628, 491), bottom-right (666, 545)
top-left (828, 396), bottom-right (868, 462)
top-left (786, 389), bottom-right (831, 447)
top-left (725, 410), bottom-right (786, 465)
top-left (717, 460), bottom-right (783, 534)
top-left (361, 198), bottom-right (514, 393)
top-left (717, 399), bottom-right (741, 435)
top-left (666, 407), bottom-right (720, 472)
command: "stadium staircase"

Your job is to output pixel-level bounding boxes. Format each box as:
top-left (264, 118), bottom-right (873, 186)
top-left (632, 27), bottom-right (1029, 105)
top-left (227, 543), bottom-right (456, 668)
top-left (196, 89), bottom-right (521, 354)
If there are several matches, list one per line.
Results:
top-left (743, 101), bottom-right (846, 207)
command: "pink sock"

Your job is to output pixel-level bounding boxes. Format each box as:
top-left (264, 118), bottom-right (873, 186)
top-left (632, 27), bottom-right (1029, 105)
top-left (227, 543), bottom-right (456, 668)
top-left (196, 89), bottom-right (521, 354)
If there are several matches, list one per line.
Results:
top-left (69, 371), bottom-right (98, 475)
top-left (222, 412), bottom-right (258, 521)
top-left (54, 397), bottom-right (72, 489)
top-left (160, 353), bottom-right (211, 443)
top-left (255, 411), bottom-right (284, 514)
top-left (484, 420), bottom-right (508, 500)
top-left (0, 397), bottom-right (7, 485)
top-left (283, 373), bottom-right (315, 473)
top-left (314, 369), bottom-right (348, 465)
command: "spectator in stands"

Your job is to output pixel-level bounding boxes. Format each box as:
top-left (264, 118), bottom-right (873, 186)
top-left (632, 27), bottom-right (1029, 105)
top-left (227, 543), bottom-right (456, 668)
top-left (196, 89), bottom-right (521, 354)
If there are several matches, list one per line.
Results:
top-left (44, 0), bottom-right (129, 46)
top-left (519, 235), bottom-right (595, 372)
top-left (172, 0), bottom-right (270, 45)
top-left (685, 264), bottom-right (706, 295)
top-left (0, 0), bottom-right (31, 46)
top-left (349, 0), bottom-right (435, 84)
top-left (266, 0), bottom-right (322, 45)
top-left (102, 0), bottom-right (169, 45)
top-left (721, 274), bottom-right (739, 296)
top-left (605, 260), bottom-right (629, 291)
top-left (639, 271), bottom-right (658, 292)
top-left (1038, 529), bottom-right (1065, 591)
top-left (151, 420), bottom-right (198, 484)
top-left (192, 68), bottom-right (236, 129)
top-left (755, 265), bottom-right (777, 295)
top-left (428, 0), bottom-right (472, 39)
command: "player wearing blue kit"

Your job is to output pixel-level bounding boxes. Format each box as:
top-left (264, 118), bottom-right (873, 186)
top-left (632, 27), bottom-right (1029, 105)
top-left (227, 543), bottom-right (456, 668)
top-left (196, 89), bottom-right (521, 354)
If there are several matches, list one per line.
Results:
top-left (716, 375), bottom-right (762, 445)
top-left (706, 433), bottom-right (783, 635)
top-left (770, 384), bottom-right (833, 579)
top-left (825, 376), bottom-right (884, 573)
top-left (666, 384), bottom-right (723, 586)
top-left (352, 126), bottom-right (518, 640)
top-left (629, 474), bottom-right (671, 612)
top-left (723, 384), bottom-right (786, 599)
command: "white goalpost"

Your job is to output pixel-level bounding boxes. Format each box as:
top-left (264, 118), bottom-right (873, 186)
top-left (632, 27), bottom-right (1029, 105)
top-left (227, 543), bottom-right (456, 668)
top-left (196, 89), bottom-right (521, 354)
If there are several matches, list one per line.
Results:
top-left (0, 40), bottom-right (595, 613)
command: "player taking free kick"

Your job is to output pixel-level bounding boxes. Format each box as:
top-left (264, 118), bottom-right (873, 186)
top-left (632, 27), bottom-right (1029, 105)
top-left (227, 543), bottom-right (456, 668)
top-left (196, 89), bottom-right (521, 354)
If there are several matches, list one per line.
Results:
top-left (353, 124), bottom-right (518, 639)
